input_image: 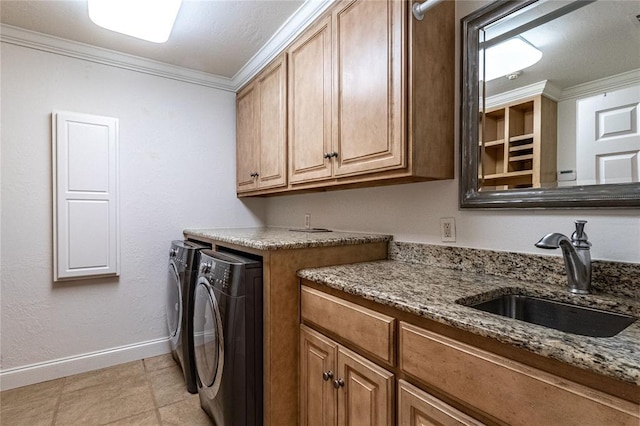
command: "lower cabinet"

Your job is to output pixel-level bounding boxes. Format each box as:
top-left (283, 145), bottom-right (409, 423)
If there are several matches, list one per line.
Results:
top-left (300, 325), bottom-right (394, 426)
top-left (399, 321), bottom-right (639, 426)
top-left (300, 282), bottom-right (640, 426)
top-left (398, 380), bottom-right (484, 426)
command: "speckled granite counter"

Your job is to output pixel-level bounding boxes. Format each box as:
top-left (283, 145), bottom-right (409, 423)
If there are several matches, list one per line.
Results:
top-left (298, 259), bottom-right (640, 385)
top-left (184, 227), bottom-right (392, 251)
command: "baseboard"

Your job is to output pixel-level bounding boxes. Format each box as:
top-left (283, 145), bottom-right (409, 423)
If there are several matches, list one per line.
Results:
top-left (0, 337), bottom-right (171, 391)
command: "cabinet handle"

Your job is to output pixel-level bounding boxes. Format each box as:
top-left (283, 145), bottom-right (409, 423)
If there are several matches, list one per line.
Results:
top-left (323, 152), bottom-right (332, 159)
top-left (331, 152), bottom-right (339, 158)
top-left (333, 378), bottom-right (345, 389)
top-left (250, 172), bottom-right (259, 178)
top-left (322, 370), bottom-right (334, 381)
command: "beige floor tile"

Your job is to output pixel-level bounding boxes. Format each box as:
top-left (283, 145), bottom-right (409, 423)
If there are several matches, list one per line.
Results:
top-left (143, 354), bottom-right (177, 373)
top-left (102, 410), bottom-right (161, 426)
top-left (147, 364), bottom-right (191, 407)
top-left (0, 394), bottom-right (58, 426)
top-left (62, 361), bottom-right (145, 393)
top-left (158, 395), bottom-right (213, 426)
top-left (55, 375), bottom-right (155, 425)
top-left (0, 377), bottom-right (64, 409)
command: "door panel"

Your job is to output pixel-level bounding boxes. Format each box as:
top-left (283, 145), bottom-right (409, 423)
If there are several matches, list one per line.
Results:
top-left (337, 345), bottom-right (393, 426)
top-left (398, 380), bottom-right (484, 426)
top-left (258, 55), bottom-right (287, 189)
top-left (289, 17), bottom-right (333, 183)
top-left (300, 325), bottom-right (337, 426)
top-left (237, 85), bottom-right (259, 192)
top-left (332, 0), bottom-right (405, 176)
top-left (53, 111), bottom-right (119, 280)
top-left (577, 85), bottom-right (640, 185)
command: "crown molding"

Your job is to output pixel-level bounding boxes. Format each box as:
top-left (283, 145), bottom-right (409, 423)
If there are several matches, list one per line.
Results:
top-left (559, 68), bottom-right (640, 101)
top-left (484, 80), bottom-right (561, 109)
top-left (483, 68), bottom-right (640, 109)
top-left (0, 0), bottom-right (334, 93)
top-left (0, 24), bottom-right (236, 91)
top-left (231, 0), bottom-right (335, 90)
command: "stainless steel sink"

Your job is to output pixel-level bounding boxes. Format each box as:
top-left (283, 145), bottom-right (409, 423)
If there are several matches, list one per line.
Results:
top-left (466, 294), bottom-right (636, 337)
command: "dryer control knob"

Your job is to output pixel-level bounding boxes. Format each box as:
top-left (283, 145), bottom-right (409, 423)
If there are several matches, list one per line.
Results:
top-left (169, 248), bottom-right (177, 257)
top-left (201, 263), bottom-right (211, 273)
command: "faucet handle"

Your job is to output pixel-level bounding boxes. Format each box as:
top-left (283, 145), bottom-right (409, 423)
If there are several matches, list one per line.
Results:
top-left (571, 220), bottom-right (591, 248)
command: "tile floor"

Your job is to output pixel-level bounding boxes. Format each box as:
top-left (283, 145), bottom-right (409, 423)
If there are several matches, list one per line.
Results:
top-left (0, 354), bottom-right (214, 425)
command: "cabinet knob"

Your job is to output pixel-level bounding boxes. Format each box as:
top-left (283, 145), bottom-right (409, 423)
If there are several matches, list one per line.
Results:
top-left (322, 370), bottom-right (334, 381)
top-left (323, 152), bottom-right (332, 159)
top-left (250, 172), bottom-right (260, 178)
top-left (333, 378), bottom-right (345, 389)
top-left (331, 152), bottom-right (339, 158)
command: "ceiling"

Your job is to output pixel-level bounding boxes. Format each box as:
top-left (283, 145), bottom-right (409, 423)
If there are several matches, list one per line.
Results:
top-left (485, 0), bottom-right (640, 98)
top-left (0, 0), bottom-right (305, 79)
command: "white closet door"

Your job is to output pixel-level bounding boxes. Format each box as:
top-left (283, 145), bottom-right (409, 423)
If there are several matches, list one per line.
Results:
top-left (576, 85), bottom-right (640, 185)
top-left (53, 111), bottom-right (119, 281)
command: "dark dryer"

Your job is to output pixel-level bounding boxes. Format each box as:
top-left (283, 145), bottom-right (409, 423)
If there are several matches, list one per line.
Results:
top-left (166, 240), bottom-right (209, 393)
top-left (193, 249), bottom-right (263, 425)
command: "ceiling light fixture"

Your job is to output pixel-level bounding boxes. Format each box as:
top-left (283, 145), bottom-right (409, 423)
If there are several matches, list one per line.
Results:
top-left (479, 36), bottom-right (542, 82)
top-left (88, 0), bottom-right (182, 43)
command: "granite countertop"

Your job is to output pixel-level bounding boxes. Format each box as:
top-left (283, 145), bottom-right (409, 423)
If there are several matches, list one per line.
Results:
top-left (183, 227), bottom-right (392, 251)
top-left (298, 260), bottom-right (640, 385)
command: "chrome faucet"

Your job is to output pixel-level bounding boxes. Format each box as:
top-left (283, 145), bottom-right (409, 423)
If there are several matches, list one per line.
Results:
top-left (535, 220), bottom-right (592, 294)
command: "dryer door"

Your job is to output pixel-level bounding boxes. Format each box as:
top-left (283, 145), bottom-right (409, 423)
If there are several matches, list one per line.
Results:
top-left (166, 261), bottom-right (182, 343)
top-left (193, 279), bottom-right (225, 393)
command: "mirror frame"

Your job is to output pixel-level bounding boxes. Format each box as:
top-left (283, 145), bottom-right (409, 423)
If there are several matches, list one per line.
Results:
top-left (460, 0), bottom-right (640, 208)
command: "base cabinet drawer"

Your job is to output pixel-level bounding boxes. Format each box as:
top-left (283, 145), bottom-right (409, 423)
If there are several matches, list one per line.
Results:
top-left (301, 285), bottom-right (395, 364)
top-left (300, 325), bottom-right (394, 426)
top-left (398, 380), bottom-right (484, 426)
top-left (399, 322), bottom-right (640, 426)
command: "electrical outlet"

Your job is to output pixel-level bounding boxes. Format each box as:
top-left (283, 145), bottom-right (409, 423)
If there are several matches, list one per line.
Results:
top-left (440, 217), bottom-right (456, 242)
top-left (304, 214), bottom-right (311, 229)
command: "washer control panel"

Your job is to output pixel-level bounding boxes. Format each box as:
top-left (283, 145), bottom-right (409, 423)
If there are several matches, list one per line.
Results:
top-left (200, 254), bottom-right (235, 294)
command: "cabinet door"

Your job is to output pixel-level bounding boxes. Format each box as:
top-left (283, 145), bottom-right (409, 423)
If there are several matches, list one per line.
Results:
top-left (398, 380), bottom-right (484, 426)
top-left (236, 83), bottom-right (259, 192)
top-left (257, 54), bottom-right (287, 190)
top-left (332, 0), bottom-right (405, 177)
top-left (301, 326), bottom-right (338, 426)
top-left (337, 345), bottom-right (394, 426)
top-left (289, 17), bottom-right (333, 184)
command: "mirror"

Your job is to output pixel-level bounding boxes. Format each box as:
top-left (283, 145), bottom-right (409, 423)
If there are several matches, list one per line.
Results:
top-left (461, 0), bottom-right (640, 208)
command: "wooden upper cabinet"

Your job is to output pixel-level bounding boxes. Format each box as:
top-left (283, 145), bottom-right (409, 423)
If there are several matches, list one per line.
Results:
top-left (236, 54), bottom-right (287, 194)
top-left (288, 16), bottom-right (333, 184)
top-left (257, 56), bottom-right (287, 190)
top-left (332, 0), bottom-right (405, 177)
top-left (237, 84), bottom-right (259, 192)
top-left (238, 0), bottom-right (455, 195)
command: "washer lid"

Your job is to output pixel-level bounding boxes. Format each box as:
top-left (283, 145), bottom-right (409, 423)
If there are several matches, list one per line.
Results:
top-left (193, 280), bottom-right (224, 392)
top-left (166, 261), bottom-right (182, 340)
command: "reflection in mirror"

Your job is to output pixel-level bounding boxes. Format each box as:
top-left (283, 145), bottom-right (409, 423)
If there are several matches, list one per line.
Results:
top-left (461, 0), bottom-right (640, 208)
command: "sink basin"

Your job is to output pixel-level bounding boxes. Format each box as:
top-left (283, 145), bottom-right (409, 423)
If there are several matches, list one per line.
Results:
top-left (466, 294), bottom-right (636, 337)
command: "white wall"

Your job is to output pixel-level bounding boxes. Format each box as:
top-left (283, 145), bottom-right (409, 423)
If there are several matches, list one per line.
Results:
top-left (0, 43), bottom-right (264, 387)
top-left (264, 1), bottom-right (640, 264)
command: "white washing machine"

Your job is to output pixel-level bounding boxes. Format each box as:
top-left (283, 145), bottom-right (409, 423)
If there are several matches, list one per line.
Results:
top-left (166, 240), bottom-right (210, 394)
top-left (193, 249), bottom-right (263, 425)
